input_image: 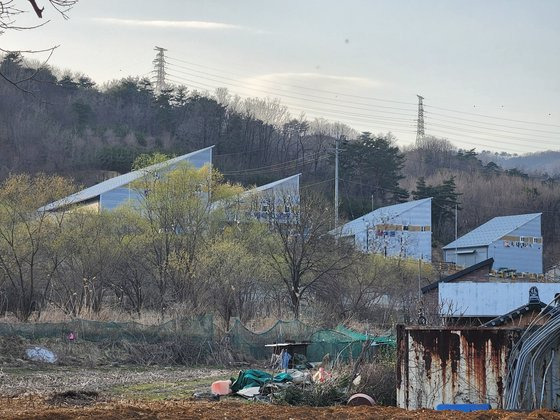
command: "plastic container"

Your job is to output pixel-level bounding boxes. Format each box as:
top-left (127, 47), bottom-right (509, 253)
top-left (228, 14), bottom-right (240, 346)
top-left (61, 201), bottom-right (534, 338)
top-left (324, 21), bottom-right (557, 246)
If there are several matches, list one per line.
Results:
top-left (211, 380), bottom-right (232, 395)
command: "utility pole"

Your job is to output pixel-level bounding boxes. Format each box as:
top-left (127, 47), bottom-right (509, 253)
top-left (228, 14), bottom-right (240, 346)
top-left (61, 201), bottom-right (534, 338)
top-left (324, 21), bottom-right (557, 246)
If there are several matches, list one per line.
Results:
top-left (365, 222), bottom-right (370, 253)
top-left (416, 94), bottom-right (425, 144)
top-left (334, 136), bottom-right (340, 229)
top-left (418, 257), bottom-right (422, 298)
top-left (455, 204), bottom-right (458, 266)
top-left (152, 46), bottom-right (167, 95)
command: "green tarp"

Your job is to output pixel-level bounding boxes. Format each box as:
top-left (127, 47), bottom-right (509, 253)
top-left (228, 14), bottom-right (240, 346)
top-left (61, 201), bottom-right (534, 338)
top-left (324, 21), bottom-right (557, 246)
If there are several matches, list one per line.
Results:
top-left (230, 369), bottom-right (293, 393)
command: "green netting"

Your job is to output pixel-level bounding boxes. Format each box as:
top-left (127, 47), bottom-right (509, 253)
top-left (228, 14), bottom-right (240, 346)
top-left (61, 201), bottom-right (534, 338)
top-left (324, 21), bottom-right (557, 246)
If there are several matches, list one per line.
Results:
top-left (0, 315), bottom-right (213, 344)
top-left (227, 319), bottom-right (316, 360)
top-left (307, 329), bottom-right (364, 362)
top-left (335, 325), bottom-right (369, 341)
top-left (0, 316), bottom-right (392, 364)
top-left (227, 320), bottom-right (393, 363)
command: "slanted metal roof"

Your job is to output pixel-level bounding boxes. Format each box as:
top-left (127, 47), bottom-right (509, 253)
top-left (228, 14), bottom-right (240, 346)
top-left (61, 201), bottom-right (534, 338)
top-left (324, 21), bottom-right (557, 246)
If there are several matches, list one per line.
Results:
top-left (421, 258), bottom-right (494, 294)
top-left (242, 173), bottom-right (300, 195)
top-left (39, 146), bottom-right (214, 212)
top-left (210, 174), bottom-right (300, 212)
top-left (443, 213), bottom-right (541, 250)
top-left (331, 197), bottom-right (432, 236)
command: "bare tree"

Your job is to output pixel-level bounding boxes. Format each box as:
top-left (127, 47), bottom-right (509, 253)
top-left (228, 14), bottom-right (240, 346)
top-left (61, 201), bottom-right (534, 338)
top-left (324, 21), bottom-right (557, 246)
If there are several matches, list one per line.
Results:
top-left (0, 0), bottom-right (78, 91)
top-left (266, 191), bottom-right (355, 318)
top-left (0, 173), bottom-right (75, 320)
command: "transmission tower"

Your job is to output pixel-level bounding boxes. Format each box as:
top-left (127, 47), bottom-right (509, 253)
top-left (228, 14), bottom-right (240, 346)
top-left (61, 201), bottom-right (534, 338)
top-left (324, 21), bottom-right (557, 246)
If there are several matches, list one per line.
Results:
top-left (416, 94), bottom-right (425, 144)
top-left (152, 46), bottom-right (167, 95)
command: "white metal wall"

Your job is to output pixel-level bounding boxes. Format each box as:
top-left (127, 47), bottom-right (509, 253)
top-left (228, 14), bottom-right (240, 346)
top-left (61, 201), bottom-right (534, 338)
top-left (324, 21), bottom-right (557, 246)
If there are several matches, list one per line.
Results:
top-left (439, 282), bottom-right (560, 317)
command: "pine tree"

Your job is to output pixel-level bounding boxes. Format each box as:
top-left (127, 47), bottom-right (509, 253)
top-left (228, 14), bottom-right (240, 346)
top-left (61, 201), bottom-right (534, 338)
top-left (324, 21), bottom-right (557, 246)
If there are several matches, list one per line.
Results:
top-left (339, 132), bottom-right (407, 213)
top-left (413, 176), bottom-right (461, 242)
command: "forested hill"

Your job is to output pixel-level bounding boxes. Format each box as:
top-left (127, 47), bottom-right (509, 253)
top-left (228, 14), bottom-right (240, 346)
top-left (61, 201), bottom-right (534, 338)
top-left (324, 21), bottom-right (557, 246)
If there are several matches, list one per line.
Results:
top-left (479, 151), bottom-right (560, 176)
top-left (1, 54), bottom-right (560, 268)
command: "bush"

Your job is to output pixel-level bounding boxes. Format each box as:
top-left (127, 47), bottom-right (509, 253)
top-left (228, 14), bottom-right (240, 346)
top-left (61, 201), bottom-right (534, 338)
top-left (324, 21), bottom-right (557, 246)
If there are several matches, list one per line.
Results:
top-left (352, 348), bottom-right (397, 406)
top-left (275, 383), bottom-right (346, 407)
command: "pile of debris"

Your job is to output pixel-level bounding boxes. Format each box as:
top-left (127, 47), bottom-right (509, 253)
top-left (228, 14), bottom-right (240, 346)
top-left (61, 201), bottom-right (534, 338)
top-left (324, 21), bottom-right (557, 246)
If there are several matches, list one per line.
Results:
top-left (197, 365), bottom-right (376, 408)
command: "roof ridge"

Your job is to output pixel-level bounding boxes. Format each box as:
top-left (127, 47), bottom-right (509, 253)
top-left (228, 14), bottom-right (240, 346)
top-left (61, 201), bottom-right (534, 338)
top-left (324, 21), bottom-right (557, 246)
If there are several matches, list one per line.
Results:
top-left (360, 196), bottom-right (432, 219)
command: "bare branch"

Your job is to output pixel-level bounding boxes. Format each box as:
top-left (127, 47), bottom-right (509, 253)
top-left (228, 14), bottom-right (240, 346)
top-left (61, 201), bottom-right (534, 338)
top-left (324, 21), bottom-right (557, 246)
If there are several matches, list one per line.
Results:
top-left (0, 45), bottom-right (58, 94)
top-left (27, 0), bottom-right (44, 18)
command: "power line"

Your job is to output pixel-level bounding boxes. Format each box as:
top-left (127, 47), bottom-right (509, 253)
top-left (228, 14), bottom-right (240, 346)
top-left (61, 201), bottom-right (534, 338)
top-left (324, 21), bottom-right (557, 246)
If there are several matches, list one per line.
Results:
top-left (169, 67), bottom-right (558, 148)
top-left (166, 74), bottom-right (419, 135)
top-left (166, 54), bottom-right (417, 106)
top-left (426, 128), bottom-right (554, 154)
top-left (167, 74), bottom-right (552, 153)
top-left (162, 54), bottom-right (560, 153)
top-left (221, 153), bottom-right (330, 175)
top-left (166, 54), bottom-right (559, 132)
top-left (166, 75), bottom-right (418, 136)
top-left (301, 178), bottom-right (336, 189)
top-left (165, 66), bottom-right (417, 118)
top-left (165, 73), bottom-right (552, 148)
top-left (424, 104), bottom-right (560, 128)
top-left (425, 110), bottom-right (560, 136)
top-left (168, 74), bottom-right (547, 153)
top-left (168, 72), bottom-right (553, 152)
top-left (166, 60), bottom-right (418, 113)
top-left (425, 113), bottom-right (560, 141)
top-left (427, 122), bottom-right (560, 148)
top-left (215, 147), bottom-right (268, 157)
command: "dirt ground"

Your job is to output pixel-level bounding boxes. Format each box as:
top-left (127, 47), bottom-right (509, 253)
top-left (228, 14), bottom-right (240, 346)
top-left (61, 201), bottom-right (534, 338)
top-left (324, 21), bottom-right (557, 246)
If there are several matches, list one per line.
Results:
top-left (0, 365), bottom-right (231, 397)
top-left (1, 366), bottom-right (559, 419)
top-left (1, 397), bottom-right (560, 420)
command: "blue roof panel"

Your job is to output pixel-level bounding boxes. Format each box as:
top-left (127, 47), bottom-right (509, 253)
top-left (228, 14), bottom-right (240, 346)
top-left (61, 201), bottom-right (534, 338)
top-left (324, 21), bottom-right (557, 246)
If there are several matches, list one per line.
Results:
top-left (443, 213), bottom-right (541, 250)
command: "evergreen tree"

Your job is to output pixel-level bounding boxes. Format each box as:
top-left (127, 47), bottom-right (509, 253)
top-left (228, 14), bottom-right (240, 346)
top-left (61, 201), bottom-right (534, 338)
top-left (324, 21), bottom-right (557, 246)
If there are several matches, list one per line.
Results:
top-left (413, 176), bottom-right (461, 242)
top-left (339, 132), bottom-right (407, 214)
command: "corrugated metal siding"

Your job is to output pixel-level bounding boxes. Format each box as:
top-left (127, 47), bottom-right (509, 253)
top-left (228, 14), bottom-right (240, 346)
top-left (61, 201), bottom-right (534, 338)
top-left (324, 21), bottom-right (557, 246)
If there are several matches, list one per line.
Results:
top-left (444, 246), bottom-right (488, 267)
top-left (337, 198), bottom-right (432, 261)
top-left (490, 215), bottom-right (543, 274)
top-left (397, 326), bottom-right (522, 409)
top-left (439, 282), bottom-right (560, 317)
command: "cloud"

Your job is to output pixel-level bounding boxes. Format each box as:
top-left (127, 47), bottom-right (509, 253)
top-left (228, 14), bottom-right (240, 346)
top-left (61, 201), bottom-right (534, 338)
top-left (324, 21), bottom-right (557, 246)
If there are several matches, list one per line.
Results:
top-left (247, 72), bottom-right (384, 89)
top-left (91, 18), bottom-right (246, 31)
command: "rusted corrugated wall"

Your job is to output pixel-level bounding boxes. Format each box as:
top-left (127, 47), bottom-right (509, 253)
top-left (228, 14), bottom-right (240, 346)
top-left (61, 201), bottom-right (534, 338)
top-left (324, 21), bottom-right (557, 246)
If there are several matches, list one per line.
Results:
top-left (397, 326), bottom-right (522, 409)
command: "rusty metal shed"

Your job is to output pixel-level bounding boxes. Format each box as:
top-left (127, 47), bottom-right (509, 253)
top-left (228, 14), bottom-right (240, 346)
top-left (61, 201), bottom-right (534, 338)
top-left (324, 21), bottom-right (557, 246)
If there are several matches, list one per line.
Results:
top-left (397, 325), bottom-right (522, 410)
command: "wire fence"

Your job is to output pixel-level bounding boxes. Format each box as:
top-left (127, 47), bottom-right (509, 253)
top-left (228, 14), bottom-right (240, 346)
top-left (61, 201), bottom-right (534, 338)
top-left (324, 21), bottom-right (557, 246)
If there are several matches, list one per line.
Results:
top-left (0, 316), bottom-right (395, 364)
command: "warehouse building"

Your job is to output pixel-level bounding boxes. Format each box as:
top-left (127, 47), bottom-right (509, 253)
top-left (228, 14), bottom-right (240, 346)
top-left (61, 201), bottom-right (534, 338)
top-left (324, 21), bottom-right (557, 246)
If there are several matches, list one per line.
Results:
top-left (331, 197), bottom-right (432, 261)
top-left (39, 146), bottom-right (214, 213)
top-left (443, 213), bottom-right (543, 274)
top-left (221, 174), bottom-right (300, 222)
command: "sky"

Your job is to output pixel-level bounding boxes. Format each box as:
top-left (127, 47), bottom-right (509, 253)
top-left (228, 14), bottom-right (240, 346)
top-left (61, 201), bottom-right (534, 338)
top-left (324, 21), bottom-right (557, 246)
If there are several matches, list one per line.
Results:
top-left (3, 0), bottom-right (560, 154)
